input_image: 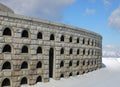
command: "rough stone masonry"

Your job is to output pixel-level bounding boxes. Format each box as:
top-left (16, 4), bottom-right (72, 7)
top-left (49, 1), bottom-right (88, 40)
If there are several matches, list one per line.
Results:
top-left (0, 3), bottom-right (102, 87)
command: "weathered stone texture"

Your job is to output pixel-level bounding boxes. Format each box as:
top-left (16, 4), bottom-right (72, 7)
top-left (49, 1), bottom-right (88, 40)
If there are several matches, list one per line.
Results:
top-left (0, 3), bottom-right (102, 87)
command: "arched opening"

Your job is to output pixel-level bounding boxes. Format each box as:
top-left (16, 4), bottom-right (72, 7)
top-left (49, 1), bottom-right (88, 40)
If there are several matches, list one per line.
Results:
top-left (95, 40), bottom-right (97, 47)
top-left (69, 61), bottom-right (72, 67)
top-left (49, 48), bottom-right (54, 78)
top-left (60, 48), bottom-right (64, 54)
top-left (88, 39), bottom-right (90, 45)
top-left (69, 48), bottom-right (73, 55)
top-left (50, 34), bottom-right (54, 40)
top-left (83, 60), bottom-right (85, 66)
top-left (60, 61), bottom-right (64, 68)
top-left (2, 61), bottom-right (11, 70)
top-left (83, 38), bottom-right (85, 44)
top-left (83, 71), bottom-right (85, 74)
top-left (21, 61), bottom-right (28, 69)
top-left (61, 35), bottom-right (64, 41)
top-left (69, 36), bottom-right (72, 42)
top-left (77, 49), bottom-right (79, 55)
top-left (21, 30), bottom-right (29, 38)
top-left (77, 72), bottom-right (79, 75)
top-left (36, 61), bottom-right (42, 68)
top-left (76, 61), bottom-right (79, 66)
top-left (2, 78), bottom-right (10, 86)
top-left (77, 38), bottom-right (79, 43)
top-left (83, 49), bottom-right (85, 55)
top-left (37, 47), bottom-right (42, 54)
top-left (2, 44), bottom-right (11, 53)
top-left (3, 27), bottom-right (11, 36)
top-left (60, 74), bottom-right (64, 78)
top-left (20, 77), bottom-right (27, 85)
top-left (88, 60), bottom-right (90, 65)
top-left (95, 60), bottom-right (97, 65)
top-left (37, 32), bottom-right (42, 39)
top-left (21, 46), bottom-right (28, 53)
top-left (92, 40), bottom-right (94, 46)
top-left (88, 50), bottom-right (90, 55)
top-left (69, 72), bottom-right (72, 77)
top-left (36, 76), bottom-right (42, 83)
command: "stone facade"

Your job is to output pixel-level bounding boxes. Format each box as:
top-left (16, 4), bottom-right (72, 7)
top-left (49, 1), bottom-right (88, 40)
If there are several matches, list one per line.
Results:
top-left (0, 3), bottom-right (102, 87)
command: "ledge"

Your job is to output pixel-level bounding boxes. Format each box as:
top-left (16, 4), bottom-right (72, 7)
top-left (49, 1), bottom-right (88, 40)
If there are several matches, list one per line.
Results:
top-left (0, 12), bottom-right (102, 39)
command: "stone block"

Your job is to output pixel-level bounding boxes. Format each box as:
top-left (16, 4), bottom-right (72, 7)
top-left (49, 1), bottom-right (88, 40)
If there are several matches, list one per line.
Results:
top-left (3, 53), bottom-right (12, 59)
top-left (3, 70), bottom-right (12, 76)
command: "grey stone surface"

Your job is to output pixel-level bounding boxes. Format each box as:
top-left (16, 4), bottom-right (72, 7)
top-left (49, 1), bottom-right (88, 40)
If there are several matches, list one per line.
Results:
top-left (0, 3), bottom-right (102, 87)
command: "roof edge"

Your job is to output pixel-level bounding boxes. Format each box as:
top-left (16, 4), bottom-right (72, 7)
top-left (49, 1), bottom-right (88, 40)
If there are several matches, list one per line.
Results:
top-left (0, 12), bottom-right (102, 39)
top-left (0, 3), bottom-right (14, 14)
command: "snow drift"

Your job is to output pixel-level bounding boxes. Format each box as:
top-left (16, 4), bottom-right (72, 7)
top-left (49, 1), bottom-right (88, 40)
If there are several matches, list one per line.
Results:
top-left (21, 58), bottom-right (120, 87)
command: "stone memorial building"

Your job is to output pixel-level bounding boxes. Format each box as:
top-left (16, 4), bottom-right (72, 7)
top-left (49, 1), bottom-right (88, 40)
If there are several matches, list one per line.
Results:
top-left (0, 3), bottom-right (102, 87)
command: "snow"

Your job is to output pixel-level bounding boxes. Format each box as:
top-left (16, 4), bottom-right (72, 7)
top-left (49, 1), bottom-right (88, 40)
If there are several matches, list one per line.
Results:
top-left (103, 50), bottom-right (120, 57)
top-left (102, 45), bottom-right (120, 57)
top-left (21, 58), bottom-right (120, 87)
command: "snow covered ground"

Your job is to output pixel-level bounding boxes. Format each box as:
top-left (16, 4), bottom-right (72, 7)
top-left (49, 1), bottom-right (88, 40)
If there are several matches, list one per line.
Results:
top-left (22, 58), bottom-right (120, 87)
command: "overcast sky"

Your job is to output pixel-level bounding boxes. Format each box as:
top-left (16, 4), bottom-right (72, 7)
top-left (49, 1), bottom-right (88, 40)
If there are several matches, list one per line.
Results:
top-left (0, 0), bottom-right (120, 56)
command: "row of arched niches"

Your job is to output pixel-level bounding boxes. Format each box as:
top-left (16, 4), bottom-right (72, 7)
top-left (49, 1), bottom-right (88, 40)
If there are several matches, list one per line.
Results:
top-left (2, 27), bottom-right (101, 47)
top-left (0, 27), bottom-right (102, 87)
top-left (2, 27), bottom-right (101, 56)
top-left (1, 60), bottom-right (42, 86)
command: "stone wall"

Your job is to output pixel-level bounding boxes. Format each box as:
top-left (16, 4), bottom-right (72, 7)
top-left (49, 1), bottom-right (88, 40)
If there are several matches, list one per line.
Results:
top-left (0, 12), bottom-right (102, 87)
